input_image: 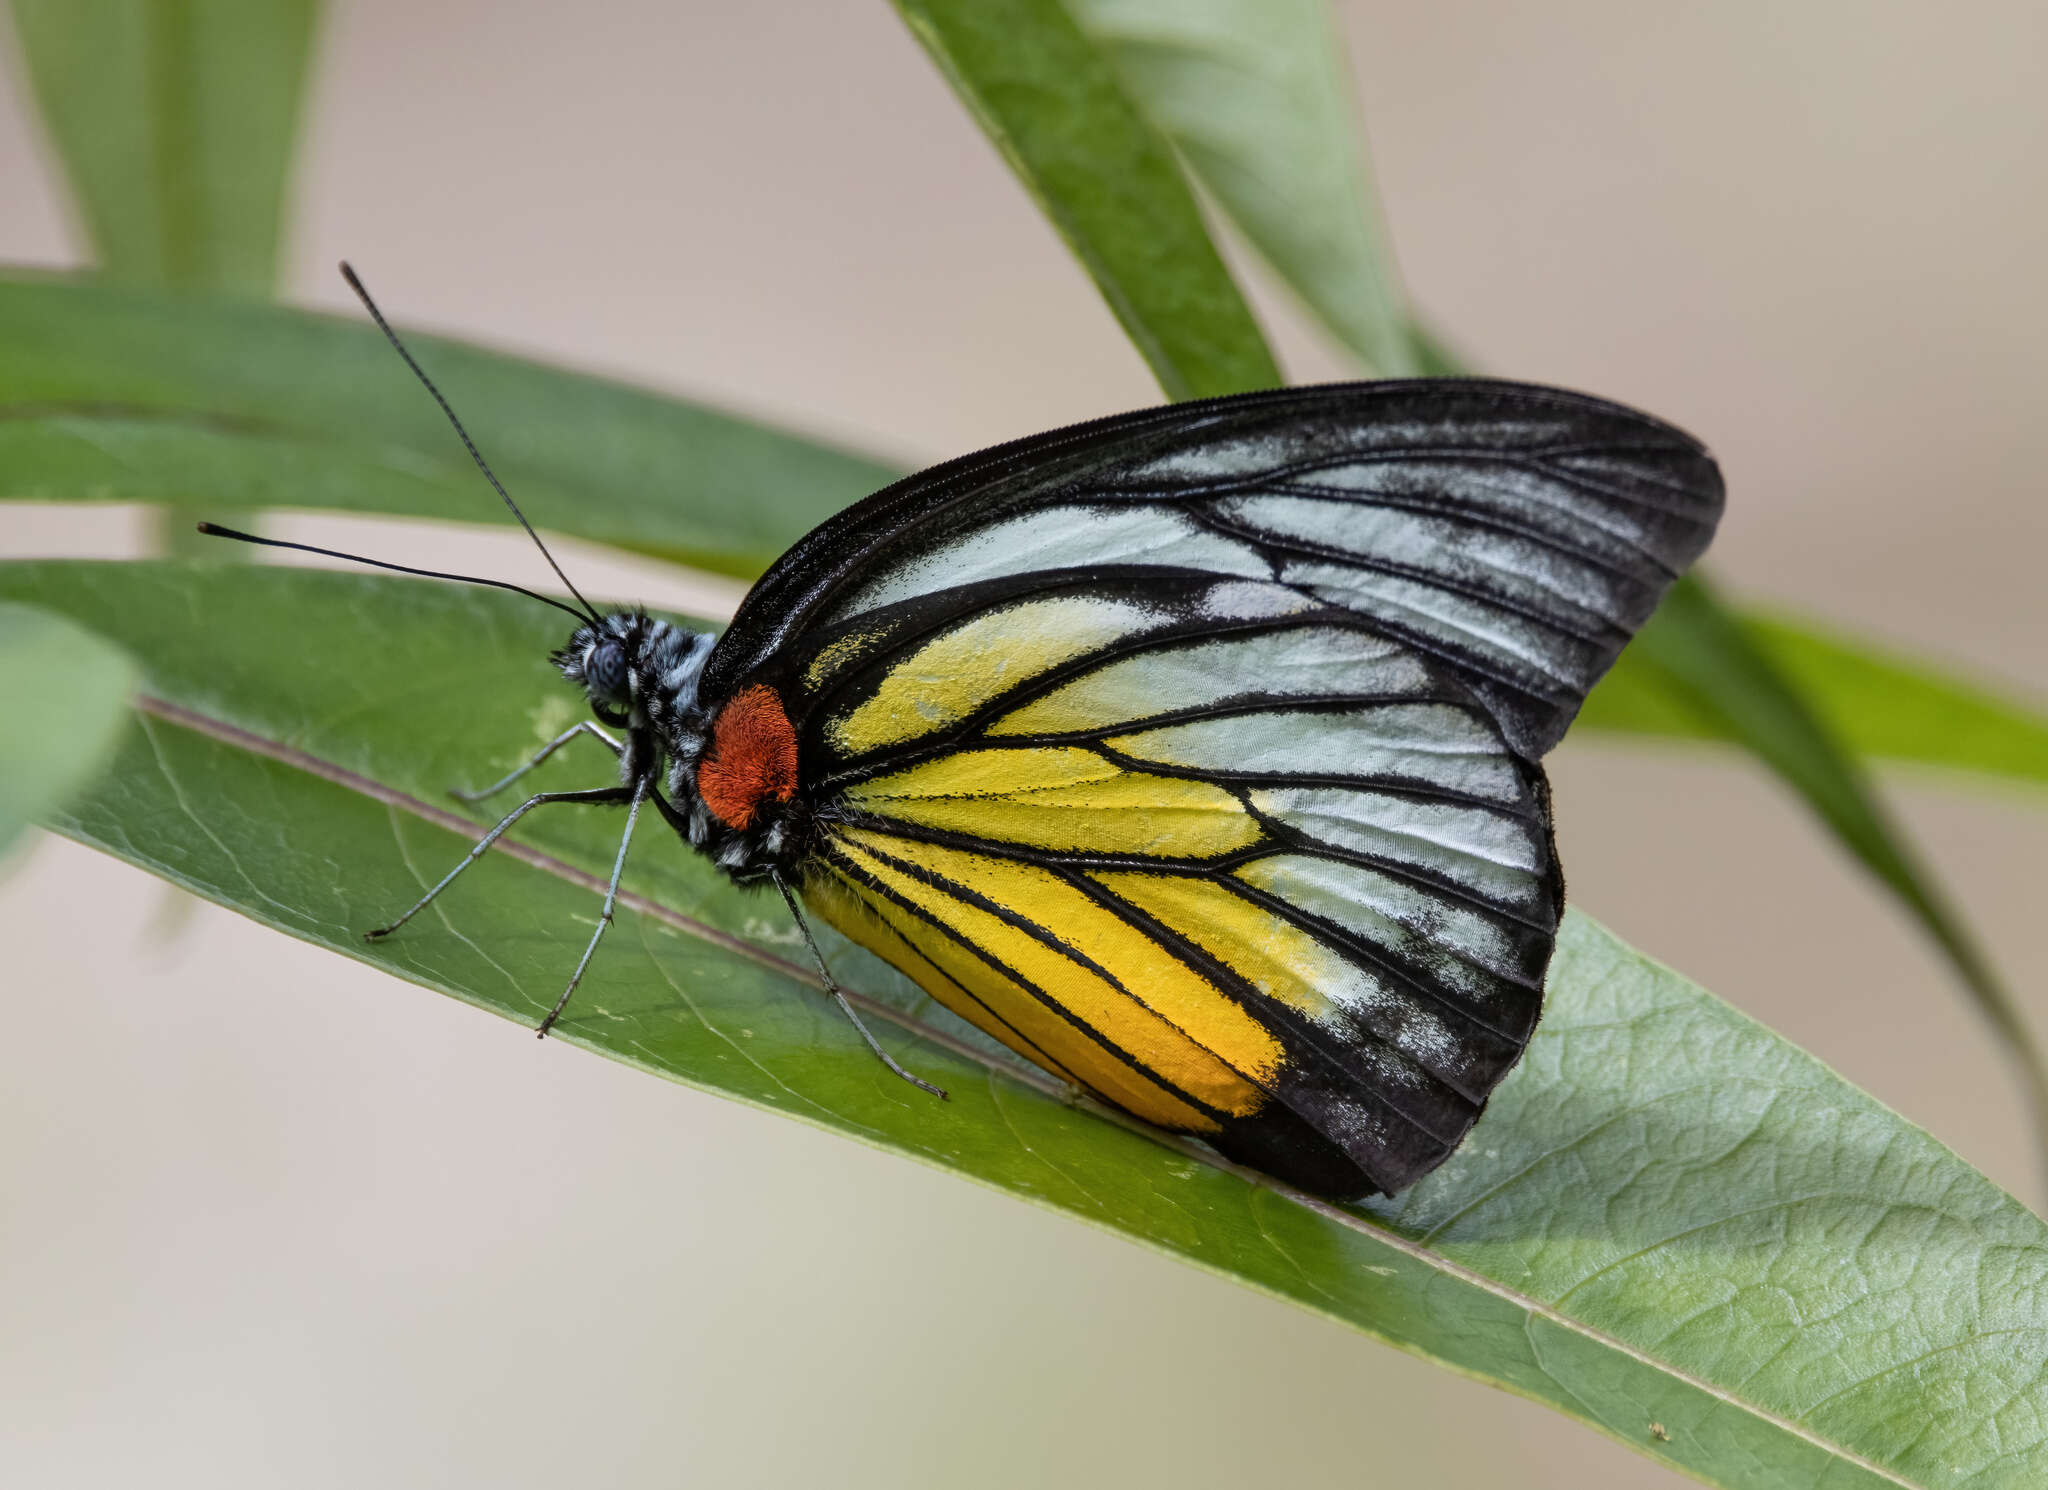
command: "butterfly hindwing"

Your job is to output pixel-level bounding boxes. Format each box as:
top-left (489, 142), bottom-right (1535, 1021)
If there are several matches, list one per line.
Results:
top-left (698, 379), bottom-right (1720, 1197)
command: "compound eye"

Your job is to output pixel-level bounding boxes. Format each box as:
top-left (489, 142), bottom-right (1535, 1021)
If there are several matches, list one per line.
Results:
top-left (587, 640), bottom-right (628, 705)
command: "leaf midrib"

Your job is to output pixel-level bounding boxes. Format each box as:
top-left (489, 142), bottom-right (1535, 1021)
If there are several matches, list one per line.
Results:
top-left (116, 689), bottom-right (1924, 1490)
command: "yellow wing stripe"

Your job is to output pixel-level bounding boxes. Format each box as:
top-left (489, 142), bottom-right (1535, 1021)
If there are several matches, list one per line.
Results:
top-left (829, 595), bottom-right (1159, 756)
top-left (847, 745), bottom-right (1117, 798)
top-left (840, 827), bottom-right (1285, 1084)
top-left (845, 747), bottom-right (1262, 858)
top-left (808, 861), bottom-right (1229, 1133)
top-left (1089, 870), bottom-right (1342, 1024)
top-left (800, 869), bottom-right (1082, 1085)
top-left (826, 834), bottom-right (1270, 1122)
top-left (984, 626), bottom-right (1401, 738)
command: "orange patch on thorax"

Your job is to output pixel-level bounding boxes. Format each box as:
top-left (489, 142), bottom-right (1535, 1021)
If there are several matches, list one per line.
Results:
top-left (697, 685), bottom-right (800, 829)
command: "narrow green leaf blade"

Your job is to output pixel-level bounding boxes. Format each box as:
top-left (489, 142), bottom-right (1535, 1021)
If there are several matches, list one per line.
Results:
top-left (0, 276), bottom-right (898, 578)
top-left (8, 556), bottom-right (2046, 1490)
top-left (0, 600), bottom-right (135, 856)
top-left (890, 0), bottom-right (1282, 399)
top-left (1068, 0), bottom-right (1419, 375)
top-left (6, 0), bottom-right (321, 294)
top-left (1587, 611), bottom-right (2048, 791)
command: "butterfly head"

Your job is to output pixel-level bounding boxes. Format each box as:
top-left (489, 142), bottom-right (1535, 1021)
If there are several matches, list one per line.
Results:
top-left (553, 612), bottom-right (714, 732)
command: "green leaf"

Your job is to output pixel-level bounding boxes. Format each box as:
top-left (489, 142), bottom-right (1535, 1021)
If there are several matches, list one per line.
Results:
top-left (890, 0), bottom-right (1282, 399)
top-left (0, 275), bottom-right (898, 579)
top-left (9, 557), bottom-right (2047, 1490)
top-left (6, 0), bottom-right (321, 295)
top-left (1587, 610), bottom-right (2048, 791)
top-left (0, 600), bottom-right (135, 857)
top-left (1067, 0), bottom-right (1419, 375)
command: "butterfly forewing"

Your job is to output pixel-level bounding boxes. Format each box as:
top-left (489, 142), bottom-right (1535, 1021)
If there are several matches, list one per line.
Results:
top-left (698, 379), bottom-right (1720, 1197)
top-left (707, 380), bottom-right (1722, 759)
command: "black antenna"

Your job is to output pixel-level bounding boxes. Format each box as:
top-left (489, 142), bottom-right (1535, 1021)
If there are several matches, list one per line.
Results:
top-left (338, 261), bottom-right (602, 626)
top-left (196, 523), bottom-right (594, 626)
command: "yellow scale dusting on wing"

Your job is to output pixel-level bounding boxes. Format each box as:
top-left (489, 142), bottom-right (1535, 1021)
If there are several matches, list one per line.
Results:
top-left (824, 833), bottom-right (1272, 1126)
top-left (829, 595), bottom-right (1158, 756)
top-left (985, 634), bottom-right (1218, 738)
top-left (987, 665), bottom-right (1148, 738)
top-left (804, 628), bottom-right (887, 689)
top-left (845, 747), bottom-right (1263, 858)
top-left (1090, 871), bottom-right (1343, 1023)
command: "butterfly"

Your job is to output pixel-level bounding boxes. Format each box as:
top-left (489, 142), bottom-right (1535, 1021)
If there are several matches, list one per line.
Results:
top-left (209, 265), bottom-right (1723, 1201)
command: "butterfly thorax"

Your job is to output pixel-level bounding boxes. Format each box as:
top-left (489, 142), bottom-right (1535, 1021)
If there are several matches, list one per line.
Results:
top-left (553, 612), bottom-right (805, 882)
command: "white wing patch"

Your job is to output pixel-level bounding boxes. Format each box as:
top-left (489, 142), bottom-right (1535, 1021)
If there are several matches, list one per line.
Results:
top-left (1106, 705), bottom-right (1527, 803)
top-left (1234, 855), bottom-right (1537, 1020)
top-left (829, 503), bottom-right (1270, 624)
top-left (989, 627), bottom-right (1437, 738)
top-left (1213, 493), bottom-right (1629, 631)
top-left (1250, 785), bottom-right (1550, 914)
top-left (1280, 559), bottom-right (1591, 694)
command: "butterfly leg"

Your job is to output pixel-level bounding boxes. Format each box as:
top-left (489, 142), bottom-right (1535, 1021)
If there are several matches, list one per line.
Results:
top-left (535, 776), bottom-right (650, 1038)
top-left (452, 721), bottom-right (623, 803)
top-left (365, 785), bottom-right (633, 941)
top-left (772, 871), bottom-right (948, 1101)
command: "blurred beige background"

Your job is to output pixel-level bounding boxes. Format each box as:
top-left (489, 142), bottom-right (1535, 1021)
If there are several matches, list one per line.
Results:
top-left (3, 3), bottom-right (2045, 1486)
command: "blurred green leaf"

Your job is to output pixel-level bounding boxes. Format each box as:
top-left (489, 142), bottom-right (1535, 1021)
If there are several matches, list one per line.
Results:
top-left (0, 600), bottom-right (134, 857)
top-left (6, 0), bottom-right (320, 295)
top-left (1402, 313), bottom-right (1470, 376)
top-left (9, 556), bottom-right (2048, 1490)
top-left (0, 275), bottom-right (897, 578)
top-left (7, 0), bottom-right (321, 558)
top-left (890, 0), bottom-right (1281, 398)
top-left (1069, 0), bottom-right (1419, 375)
top-left (1587, 610), bottom-right (2048, 791)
